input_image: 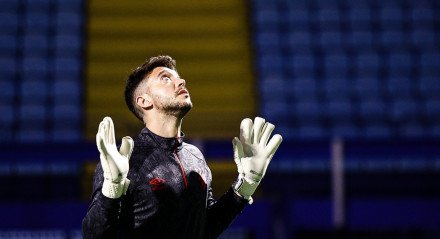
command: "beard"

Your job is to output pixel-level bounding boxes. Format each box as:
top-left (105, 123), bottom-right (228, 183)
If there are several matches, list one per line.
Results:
top-left (153, 94), bottom-right (193, 118)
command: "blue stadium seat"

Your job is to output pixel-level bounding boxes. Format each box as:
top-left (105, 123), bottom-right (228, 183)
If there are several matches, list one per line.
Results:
top-left (359, 98), bottom-right (387, 120)
top-left (256, 31), bottom-right (280, 50)
top-left (364, 124), bottom-right (392, 138)
top-left (290, 54), bottom-right (315, 78)
top-left (349, 30), bottom-right (374, 48)
top-left (53, 104), bottom-right (81, 121)
top-left (254, 9), bottom-right (279, 31)
top-left (258, 54), bottom-right (283, 76)
top-left (295, 98), bottom-right (323, 122)
top-left (420, 53), bottom-right (440, 75)
top-left (319, 31), bottom-right (343, 49)
top-left (54, 57), bottom-right (81, 74)
top-left (52, 80), bottom-right (80, 103)
top-left (324, 77), bottom-right (350, 98)
top-left (400, 122), bottom-right (426, 138)
top-left (55, 34), bottom-right (82, 57)
top-left (380, 30), bottom-right (406, 49)
top-left (24, 34), bottom-right (49, 56)
top-left (326, 98), bottom-right (353, 120)
top-left (52, 128), bottom-right (81, 141)
top-left (0, 13), bottom-right (19, 33)
top-left (24, 0), bottom-right (51, 12)
top-left (0, 35), bottom-right (17, 55)
top-left (317, 8), bottom-right (340, 30)
top-left (19, 104), bottom-right (46, 122)
top-left (386, 77), bottom-right (413, 97)
top-left (290, 77), bottom-right (318, 99)
top-left (380, 7), bottom-right (403, 30)
top-left (354, 78), bottom-right (382, 98)
top-left (355, 52), bottom-right (380, 77)
top-left (22, 57), bottom-right (48, 75)
top-left (56, 0), bottom-right (83, 13)
top-left (330, 124), bottom-right (359, 138)
top-left (24, 13), bottom-right (50, 33)
top-left (431, 124), bottom-right (440, 137)
top-left (0, 81), bottom-right (15, 103)
top-left (419, 76), bottom-right (440, 97)
top-left (325, 53), bottom-right (348, 77)
top-left (287, 9), bottom-right (309, 31)
top-left (0, 105), bottom-right (14, 124)
top-left (287, 31), bottom-right (312, 49)
top-left (411, 29), bottom-right (435, 48)
top-left (424, 98), bottom-right (440, 119)
top-left (0, 0), bottom-right (19, 12)
top-left (390, 98), bottom-right (418, 121)
top-left (20, 80), bottom-right (48, 102)
top-left (0, 57), bottom-right (17, 76)
top-left (56, 12), bottom-right (82, 34)
top-left (297, 124), bottom-right (327, 138)
top-left (17, 129), bottom-right (47, 142)
top-left (348, 9), bottom-right (371, 29)
top-left (411, 7), bottom-right (434, 26)
top-left (261, 100), bottom-right (288, 119)
top-left (388, 52), bottom-right (412, 76)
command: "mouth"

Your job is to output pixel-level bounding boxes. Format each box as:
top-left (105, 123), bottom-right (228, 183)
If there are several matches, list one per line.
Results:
top-left (177, 89), bottom-right (189, 95)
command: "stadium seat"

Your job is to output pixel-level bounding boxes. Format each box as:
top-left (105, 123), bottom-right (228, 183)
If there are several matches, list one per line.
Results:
top-left (355, 52), bottom-right (380, 77)
top-left (0, 13), bottom-right (19, 33)
top-left (24, 34), bottom-right (49, 56)
top-left (56, 12), bottom-right (82, 34)
top-left (25, 13), bottom-right (50, 33)
top-left (380, 7), bottom-right (404, 30)
top-left (20, 80), bottom-right (48, 103)
top-left (55, 34), bottom-right (82, 57)
top-left (0, 35), bottom-right (17, 55)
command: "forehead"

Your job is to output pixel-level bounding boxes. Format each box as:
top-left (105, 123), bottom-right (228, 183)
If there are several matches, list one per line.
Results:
top-left (148, 66), bottom-right (179, 79)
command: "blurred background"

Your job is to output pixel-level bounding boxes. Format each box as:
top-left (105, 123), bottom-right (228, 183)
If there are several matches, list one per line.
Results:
top-left (0, 0), bottom-right (440, 238)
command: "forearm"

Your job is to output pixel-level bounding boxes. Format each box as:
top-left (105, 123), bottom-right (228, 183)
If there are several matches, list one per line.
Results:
top-left (82, 192), bottom-right (122, 239)
top-left (204, 187), bottom-right (249, 239)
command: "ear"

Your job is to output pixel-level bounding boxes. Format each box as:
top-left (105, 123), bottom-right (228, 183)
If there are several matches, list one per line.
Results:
top-left (136, 94), bottom-right (153, 109)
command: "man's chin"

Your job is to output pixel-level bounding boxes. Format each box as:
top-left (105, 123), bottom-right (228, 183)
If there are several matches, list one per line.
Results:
top-left (163, 102), bottom-right (192, 118)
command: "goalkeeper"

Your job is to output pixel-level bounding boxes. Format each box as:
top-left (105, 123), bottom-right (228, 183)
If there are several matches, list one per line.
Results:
top-left (82, 55), bottom-right (282, 239)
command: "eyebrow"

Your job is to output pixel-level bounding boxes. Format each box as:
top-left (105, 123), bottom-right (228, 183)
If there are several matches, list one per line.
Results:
top-left (156, 69), bottom-right (181, 79)
top-left (156, 70), bottom-right (167, 78)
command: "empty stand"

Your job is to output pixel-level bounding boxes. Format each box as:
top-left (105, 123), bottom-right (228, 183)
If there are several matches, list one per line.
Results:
top-left (252, 0), bottom-right (440, 139)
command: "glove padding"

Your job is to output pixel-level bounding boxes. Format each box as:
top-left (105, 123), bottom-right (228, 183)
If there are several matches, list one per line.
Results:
top-left (233, 117), bottom-right (282, 202)
top-left (96, 117), bottom-right (134, 198)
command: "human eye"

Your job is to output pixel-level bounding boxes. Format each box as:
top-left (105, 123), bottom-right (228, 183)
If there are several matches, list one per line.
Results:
top-left (161, 76), bottom-right (171, 82)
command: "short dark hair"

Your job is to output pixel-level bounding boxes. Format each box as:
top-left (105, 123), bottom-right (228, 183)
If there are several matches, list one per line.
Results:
top-left (124, 55), bottom-right (177, 121)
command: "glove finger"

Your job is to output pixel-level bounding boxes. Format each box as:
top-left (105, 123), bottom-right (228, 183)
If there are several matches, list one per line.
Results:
top-left (96, 121), bottom-right (105, 154)
top-left (265, 134), bottom-right (283, 160)
top-left (119, 136), bottom-right (134, 160)
top-left (260, 122), bottom-right (275, 146)
top-left (252, 117), bottom-right (266, 144)
top-left (232, 137), bottom-right (244, 174)
top-left (105, 117), bottom-right (116, 145)
top-left (240, 118), bottom-right (253, 145)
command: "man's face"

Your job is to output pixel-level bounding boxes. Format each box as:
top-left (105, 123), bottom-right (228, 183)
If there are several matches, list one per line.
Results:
top-left (143, 66), bottom-right (192, 117)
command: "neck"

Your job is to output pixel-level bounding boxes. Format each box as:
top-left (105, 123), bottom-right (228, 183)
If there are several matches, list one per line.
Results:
top-left (144, 112), bottom-right (183, 138)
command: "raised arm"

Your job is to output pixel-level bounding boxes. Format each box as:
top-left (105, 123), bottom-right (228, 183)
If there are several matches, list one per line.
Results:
top-left (82, 117), bottom-right (133, 239)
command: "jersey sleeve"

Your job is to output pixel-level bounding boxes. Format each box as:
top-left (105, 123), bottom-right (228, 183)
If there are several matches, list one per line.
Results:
top-left (82, 163), bottom-right (122, 239)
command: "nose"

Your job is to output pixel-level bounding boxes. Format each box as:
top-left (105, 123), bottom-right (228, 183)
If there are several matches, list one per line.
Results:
top-left (176, 78), bottom-right (185, 88)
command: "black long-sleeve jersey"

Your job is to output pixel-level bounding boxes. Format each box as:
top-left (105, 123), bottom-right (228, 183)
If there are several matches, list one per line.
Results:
top-left (82, 127), bottom-right (249, 239)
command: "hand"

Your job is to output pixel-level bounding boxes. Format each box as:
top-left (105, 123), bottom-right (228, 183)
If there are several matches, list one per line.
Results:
top-left (233, 117), bottom-right (282, 201)
top-left (96, 117), bottom-right (134, 198)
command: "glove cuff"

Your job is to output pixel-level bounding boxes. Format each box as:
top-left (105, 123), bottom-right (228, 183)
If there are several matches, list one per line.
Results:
top-left (102, 177), bottom-right (130, 199)
top-left (233, 175), bottom-right (258, 204)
